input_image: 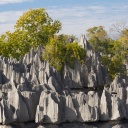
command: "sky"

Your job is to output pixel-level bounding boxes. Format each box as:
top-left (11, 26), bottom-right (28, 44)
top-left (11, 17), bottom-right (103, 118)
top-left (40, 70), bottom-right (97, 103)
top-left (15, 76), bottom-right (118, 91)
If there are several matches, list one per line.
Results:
top-left (0, 0), bottom-right (128, 37)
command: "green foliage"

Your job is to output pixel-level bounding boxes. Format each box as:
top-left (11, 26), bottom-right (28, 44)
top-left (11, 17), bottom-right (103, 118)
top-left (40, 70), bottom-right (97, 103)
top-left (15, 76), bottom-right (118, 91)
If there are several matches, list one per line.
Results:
top-left (0, 8), bottom-right (61, 59)
top-left (86, 26), bottom-right (107, 40)
top-left (86, 25), bottom-right (128, 80)
top-left (43, 38), bottom-right (86, 71)
top-left (0, 31), bottom-right (31, 59)
top-left (86, 26), bottom-right (108, 53)
top-left (101, 55), bottom-right (126, 79)
top-left (65, 42), bottom-right (85, 68)
top-left (0, 11), bottom-right (127, 81)
top-left (43, 38), bottom-right (65, 71)
top-left (15, 8), bottom-right (61, 48)
top-left (57, 34), bottom-right (78, 44)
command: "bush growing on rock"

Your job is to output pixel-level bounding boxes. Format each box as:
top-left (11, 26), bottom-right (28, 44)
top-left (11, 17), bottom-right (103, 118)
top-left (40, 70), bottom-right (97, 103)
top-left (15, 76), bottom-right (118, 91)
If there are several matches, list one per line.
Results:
top-left (43, 38), bottom-right (86, 71)
top-left (86, 25), bottom-right (128, 80)
top-left (0, 8), bottom-right (127, 81)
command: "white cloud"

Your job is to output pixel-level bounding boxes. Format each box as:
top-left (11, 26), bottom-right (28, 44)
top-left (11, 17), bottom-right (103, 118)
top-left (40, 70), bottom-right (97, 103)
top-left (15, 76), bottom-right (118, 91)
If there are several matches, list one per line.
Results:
top-left (0, 23), bottom-right (14, 34)
top-left (0, 10), bottom-right (25, 34)
top-left (0, 4), bottom-right (127, 36)
top-left (0, 0), bottom-right (32, 5)
top-left (0, 11), bottom-right (24, 23)
top-left (47, 5), bottom-right (128, 36)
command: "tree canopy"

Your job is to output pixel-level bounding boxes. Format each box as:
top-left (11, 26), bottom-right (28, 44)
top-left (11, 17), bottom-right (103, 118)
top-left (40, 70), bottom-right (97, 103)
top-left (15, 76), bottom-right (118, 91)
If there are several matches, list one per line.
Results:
top-left (14, 8), bottom-right (61, 47)
top-left (86, 26), bottom-right (108, 53)
top-left (86, 24), bottom-right (128, 79)
top-left (0, 8), bottom-right (61, 59)
top-left (0, 8), bottom-right (128, 80)
top-left (43, 37), bottom-right (86, 71)
top-left (0, 8), bottom-right (86, 73)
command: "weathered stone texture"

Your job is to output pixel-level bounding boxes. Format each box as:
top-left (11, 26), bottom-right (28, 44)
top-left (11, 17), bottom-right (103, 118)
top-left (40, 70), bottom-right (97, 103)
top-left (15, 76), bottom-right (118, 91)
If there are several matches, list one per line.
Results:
top-left (0, 35), bottom-right (127, 124)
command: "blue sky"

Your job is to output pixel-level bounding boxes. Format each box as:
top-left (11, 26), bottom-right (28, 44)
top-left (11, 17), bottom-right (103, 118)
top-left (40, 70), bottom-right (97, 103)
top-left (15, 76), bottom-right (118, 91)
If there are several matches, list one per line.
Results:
top-left (0, 0), bottom-right (128, 37)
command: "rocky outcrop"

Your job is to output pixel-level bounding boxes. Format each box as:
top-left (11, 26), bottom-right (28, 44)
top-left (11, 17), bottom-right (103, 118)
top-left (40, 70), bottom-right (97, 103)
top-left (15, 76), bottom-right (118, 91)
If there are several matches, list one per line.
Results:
top-left (36, 91), bottom-right (60, 123)
top-left (0, 35), bottom-right (127, 125)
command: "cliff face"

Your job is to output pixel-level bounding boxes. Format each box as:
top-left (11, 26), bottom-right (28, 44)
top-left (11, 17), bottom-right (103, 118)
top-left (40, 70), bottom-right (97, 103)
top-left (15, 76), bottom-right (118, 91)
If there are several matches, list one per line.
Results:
top-left (0, 35), bottom-right (127, 125)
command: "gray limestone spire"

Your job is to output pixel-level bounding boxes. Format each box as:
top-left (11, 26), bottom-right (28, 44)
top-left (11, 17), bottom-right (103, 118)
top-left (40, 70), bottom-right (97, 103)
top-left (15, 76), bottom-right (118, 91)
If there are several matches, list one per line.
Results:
top-left (79, 34), bottom-right (92, 57)
top-left (0, 37), bottom-right (127, 125)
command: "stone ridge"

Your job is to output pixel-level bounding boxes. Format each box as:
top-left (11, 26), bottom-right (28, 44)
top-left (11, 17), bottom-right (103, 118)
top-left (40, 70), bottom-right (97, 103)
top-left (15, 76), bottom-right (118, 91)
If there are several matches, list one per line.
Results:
top-left (0, 35), bottom-right (127, 125)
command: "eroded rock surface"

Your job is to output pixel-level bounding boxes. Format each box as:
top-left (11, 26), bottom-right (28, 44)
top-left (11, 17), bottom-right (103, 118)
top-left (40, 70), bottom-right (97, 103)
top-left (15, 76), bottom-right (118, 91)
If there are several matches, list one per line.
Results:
top-left (0, 35), bottom-right (127, 125)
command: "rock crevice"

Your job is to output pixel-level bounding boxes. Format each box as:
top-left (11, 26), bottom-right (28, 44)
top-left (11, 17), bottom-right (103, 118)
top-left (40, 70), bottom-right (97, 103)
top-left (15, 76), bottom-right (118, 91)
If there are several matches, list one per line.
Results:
top-left (0, 35), bottom-right (127, 124)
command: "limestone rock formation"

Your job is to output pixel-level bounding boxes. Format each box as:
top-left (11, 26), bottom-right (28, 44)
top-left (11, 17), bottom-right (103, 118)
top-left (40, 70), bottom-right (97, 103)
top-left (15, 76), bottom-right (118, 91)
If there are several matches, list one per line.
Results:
top-left (100, 89), bottom-right (111, 121)
top-left (36, 91), bottom-right (60, 123)
top-left (0, 35), bottom-right (127, 125)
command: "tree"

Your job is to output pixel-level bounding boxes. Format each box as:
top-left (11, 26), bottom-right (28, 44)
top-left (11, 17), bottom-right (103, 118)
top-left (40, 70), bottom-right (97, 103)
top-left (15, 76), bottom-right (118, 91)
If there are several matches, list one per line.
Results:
top-left (118, 29), bottom-right (128, 51)
top-left (57, 34), bottom-right (78, 44)
top-left (110, 21), bottom-right (128, 40)
top-left (110, 21), bottom-right (128, 62)
top-left (0, 8), bottom-right (62, 59)
top-left (86, 26), bottom-right (108, 53)
top-left (0, 30), bottom-right (32, 59)
top-left (43, 38), bottom-right (86, 71)
top-left (101, 54), bottom-right (126, 79)
top-left (64, 42), bottom-right (86, 68)
top-left (86, 25), bottom-right (127, 80)
top-left (86, 26), bottom-right (107, 41)
top-left (15, 8), bottom-right (61, 48)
